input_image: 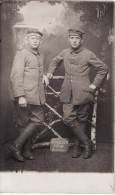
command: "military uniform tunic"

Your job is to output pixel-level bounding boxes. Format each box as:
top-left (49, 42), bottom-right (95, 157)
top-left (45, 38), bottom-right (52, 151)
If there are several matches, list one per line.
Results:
top-left (48, 46), bottom-right (108, 105)
top-left (10, 47), bottom-right (46, 105)
top-left (10, 47), bottom-right (46, 126)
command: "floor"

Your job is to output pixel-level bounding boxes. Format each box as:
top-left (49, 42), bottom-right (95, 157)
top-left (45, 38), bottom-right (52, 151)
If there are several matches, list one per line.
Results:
top-left (0, 142), bottom-right (114, 173)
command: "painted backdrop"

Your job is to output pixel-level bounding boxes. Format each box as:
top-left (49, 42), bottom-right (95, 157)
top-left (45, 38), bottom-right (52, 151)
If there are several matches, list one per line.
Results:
top-left (0, 1), bottom-right (114, 147)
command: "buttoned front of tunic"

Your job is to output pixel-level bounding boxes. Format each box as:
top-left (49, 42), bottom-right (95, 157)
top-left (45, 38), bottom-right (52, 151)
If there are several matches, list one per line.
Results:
top-left (48, 46), bottom-right (108, 105)
top-left (10, 47), bottom-right (46, 105)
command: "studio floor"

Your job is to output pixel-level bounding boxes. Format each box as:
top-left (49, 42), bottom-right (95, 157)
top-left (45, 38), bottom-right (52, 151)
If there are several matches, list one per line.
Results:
top-left (0, 142), bottom-right (114, 173)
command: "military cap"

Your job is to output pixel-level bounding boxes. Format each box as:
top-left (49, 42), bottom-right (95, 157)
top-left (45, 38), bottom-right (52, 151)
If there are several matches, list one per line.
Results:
top-left (13, 24), bottom-right (43, 37)
top-left (68, 28), bottom-right (85, 36)
top-left (26, 28), bottom-right (43, 38)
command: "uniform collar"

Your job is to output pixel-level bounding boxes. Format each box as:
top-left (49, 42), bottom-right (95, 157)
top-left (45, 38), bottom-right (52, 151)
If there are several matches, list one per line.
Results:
top-left (25, 45), bottom-right (40, 55)
top-left (69, 45), bottom-right (84, 53)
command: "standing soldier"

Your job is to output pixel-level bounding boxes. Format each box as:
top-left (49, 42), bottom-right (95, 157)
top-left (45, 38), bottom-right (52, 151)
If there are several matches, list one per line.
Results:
top-left (8, 28), bottom-right (49, 162)
top-left (47, 28), bottom-right (108, 159)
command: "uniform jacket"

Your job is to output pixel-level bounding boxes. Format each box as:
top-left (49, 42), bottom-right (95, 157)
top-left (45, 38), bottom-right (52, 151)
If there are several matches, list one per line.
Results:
top-left (10, 46), bottom-right (46, 105)
top-left (48, 46), bottom-right (108, 105)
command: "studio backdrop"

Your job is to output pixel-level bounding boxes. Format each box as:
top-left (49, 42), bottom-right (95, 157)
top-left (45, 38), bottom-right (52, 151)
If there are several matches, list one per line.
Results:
top-left (0, 0), bottom-right (114, 148)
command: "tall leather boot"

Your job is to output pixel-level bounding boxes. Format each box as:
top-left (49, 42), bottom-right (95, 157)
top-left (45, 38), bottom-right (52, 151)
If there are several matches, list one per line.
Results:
top-left (72, 138), bottom-right (81, 158)
top-left (8, 122), bottom-right (37, 162)
top-left (71, 121), bottom-right (92, 159)
top-left (23, 138), bottom-right (34, 160)
top-left (82, 140), bottom-right (92, 159)
top-left (7, 143), bottom-right (25, 162)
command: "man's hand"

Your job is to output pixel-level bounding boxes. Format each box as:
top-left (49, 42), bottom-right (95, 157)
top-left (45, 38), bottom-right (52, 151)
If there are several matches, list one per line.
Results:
top-left (18, 96), bottom-right (27, 107)
top-left (47, 73), bottom-right (53, 80)
top-left (89, 84), bottom-right (96, 94)
top-left (42, 75), bottom-right (49, 86)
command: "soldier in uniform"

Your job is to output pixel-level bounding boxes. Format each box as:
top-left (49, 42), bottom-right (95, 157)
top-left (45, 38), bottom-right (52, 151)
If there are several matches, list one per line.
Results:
top-left (47, 28), bottom-right (108, 159)
top-left (8, 28), bottom-right (49, 162)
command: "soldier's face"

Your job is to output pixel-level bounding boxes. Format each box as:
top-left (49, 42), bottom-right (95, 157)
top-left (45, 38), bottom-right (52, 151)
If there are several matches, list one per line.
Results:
top-left (68, 35), bottom-right (82, 49)
top-left (27, 35), bottom-right (42, 49)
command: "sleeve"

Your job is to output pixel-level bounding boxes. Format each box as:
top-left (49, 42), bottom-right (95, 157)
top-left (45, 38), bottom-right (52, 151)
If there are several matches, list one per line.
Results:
top-left (48, 50), bottom-right (64, 74)
top-left (10, 51), bottom-right (26, 97)
top-left (88, 52), bottom-right (109, 87)
top-left (41, 54), bottom-right (45, 75)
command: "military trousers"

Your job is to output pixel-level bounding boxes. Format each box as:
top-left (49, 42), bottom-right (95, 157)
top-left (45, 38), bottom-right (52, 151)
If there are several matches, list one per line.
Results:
top-left (63, 103), bottom-right (90, 126)
top-left (14, 102), bottom-right (44, 127)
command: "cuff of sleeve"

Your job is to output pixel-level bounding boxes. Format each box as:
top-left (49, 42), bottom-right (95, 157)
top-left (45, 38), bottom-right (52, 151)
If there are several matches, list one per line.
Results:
top-left (14, 92), bottom-right (25, 98)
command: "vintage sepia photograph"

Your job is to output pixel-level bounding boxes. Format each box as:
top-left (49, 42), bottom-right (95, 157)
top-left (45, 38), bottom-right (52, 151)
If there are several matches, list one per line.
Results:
top-left (0, 0), bottom-right (114, 193)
